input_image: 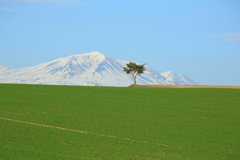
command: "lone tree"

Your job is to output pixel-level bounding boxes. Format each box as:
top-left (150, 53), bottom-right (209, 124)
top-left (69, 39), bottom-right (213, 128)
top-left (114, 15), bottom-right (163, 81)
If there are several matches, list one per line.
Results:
top-left (123, 62), bottom-right (146, 85)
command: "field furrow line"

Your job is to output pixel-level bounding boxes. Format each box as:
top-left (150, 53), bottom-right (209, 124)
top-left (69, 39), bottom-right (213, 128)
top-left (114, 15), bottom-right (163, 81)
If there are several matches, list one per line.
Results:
top-left (1, 117), bottom-right (186, 149)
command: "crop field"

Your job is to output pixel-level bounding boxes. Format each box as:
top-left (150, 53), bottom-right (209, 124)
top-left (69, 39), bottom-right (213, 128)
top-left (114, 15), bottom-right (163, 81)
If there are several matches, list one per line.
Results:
top-left (0, 84), bottom-right (240, 160)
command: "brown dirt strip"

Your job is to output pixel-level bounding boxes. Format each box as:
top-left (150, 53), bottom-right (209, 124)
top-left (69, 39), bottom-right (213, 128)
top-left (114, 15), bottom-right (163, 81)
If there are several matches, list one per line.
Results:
top-left (129, 84), bottom-right (240, 89)
top-left (0, 117), bottom-right (186, 149)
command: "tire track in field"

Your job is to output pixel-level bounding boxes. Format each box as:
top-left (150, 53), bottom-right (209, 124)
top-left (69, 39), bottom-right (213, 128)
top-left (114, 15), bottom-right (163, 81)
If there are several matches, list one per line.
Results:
top-left (0, 110), bottom-right (24, 115)
top-left (0, 117), bottom-right (185, 149)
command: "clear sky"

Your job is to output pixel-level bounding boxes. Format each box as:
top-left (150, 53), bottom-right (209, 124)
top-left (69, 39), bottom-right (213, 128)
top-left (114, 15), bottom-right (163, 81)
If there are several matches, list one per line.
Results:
top-left (0, 0), bottom-right (240, 86)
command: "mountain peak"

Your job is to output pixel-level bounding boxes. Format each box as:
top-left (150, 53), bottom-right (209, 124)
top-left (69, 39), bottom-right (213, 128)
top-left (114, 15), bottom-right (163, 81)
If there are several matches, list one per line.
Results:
top-left (82, 52), bottom-right (106, 58)
top-left (64, 52), bottom-right (106, 64)
top-left (161, 71), bottom-right (176, 77)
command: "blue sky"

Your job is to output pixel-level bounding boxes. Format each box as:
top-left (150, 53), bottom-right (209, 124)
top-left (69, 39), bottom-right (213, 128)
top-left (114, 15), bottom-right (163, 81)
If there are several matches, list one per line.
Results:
top-left (0, 0), bottom-right (240, 86)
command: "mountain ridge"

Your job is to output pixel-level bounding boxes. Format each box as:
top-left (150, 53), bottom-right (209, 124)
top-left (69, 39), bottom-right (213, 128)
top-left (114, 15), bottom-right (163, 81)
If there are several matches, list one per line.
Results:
top-left (0, 52), bottom-right (197, 86)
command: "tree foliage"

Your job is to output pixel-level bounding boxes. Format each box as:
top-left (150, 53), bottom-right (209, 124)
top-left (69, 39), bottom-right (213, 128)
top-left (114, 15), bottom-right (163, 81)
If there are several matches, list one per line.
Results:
top-left (123, 62), bottom-right (146, 85)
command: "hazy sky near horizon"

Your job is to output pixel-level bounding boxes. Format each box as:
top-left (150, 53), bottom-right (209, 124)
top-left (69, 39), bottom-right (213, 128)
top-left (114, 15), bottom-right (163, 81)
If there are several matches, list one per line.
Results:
top-left (0, 0), bottom-right (240, 86)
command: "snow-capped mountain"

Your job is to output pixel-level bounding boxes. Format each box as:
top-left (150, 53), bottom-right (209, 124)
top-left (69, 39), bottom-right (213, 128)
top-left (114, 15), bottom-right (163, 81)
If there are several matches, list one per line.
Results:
top-left (0, 52), bottom-right (197, 86)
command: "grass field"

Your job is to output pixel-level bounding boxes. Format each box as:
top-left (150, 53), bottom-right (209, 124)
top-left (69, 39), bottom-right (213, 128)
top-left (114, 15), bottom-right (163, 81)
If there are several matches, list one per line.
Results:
top-left (1, 84), bottom-right (240, 160)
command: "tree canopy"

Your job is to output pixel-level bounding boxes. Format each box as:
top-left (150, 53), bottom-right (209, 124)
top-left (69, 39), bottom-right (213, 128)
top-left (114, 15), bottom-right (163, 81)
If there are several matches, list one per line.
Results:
top-left (123, 62), bottom-right (146, 85)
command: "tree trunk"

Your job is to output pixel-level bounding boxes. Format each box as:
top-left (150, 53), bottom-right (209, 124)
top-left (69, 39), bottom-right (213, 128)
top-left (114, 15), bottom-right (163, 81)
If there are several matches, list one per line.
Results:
top-left (131, 72), bottom-right (138, 85)
top-left (134, 77), bottom-right (136, 85)
top-left (133, 73), bottom-right (138, 85)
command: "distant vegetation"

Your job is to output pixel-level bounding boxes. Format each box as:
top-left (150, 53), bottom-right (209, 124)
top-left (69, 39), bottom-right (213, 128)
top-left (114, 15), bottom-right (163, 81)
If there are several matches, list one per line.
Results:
top-left (1, 84), bottom-right (240, 159)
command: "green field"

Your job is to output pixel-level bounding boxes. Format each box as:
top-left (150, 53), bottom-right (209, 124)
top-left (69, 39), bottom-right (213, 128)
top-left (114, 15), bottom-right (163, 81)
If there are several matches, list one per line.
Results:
top-left (1, 84), bottom-right (240, 160)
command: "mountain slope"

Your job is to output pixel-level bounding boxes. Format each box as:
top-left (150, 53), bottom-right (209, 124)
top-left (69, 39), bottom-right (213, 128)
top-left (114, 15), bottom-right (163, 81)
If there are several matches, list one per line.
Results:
top-left (160, 71), bottom-right (197, 85)
top-left (0, 52), bottom-right (197, 86)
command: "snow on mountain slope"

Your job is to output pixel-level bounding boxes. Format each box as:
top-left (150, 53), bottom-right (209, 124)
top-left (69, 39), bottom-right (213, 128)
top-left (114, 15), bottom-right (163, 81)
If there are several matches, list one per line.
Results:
top-left (160, 71), bottom-right (197, 85)
top-left (0, 52), bottom-right (197, 86)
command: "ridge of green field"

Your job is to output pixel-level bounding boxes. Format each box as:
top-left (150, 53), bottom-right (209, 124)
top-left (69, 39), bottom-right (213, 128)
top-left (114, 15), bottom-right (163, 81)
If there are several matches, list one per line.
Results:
top-left (1, 84), bottom-right (240, 159)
